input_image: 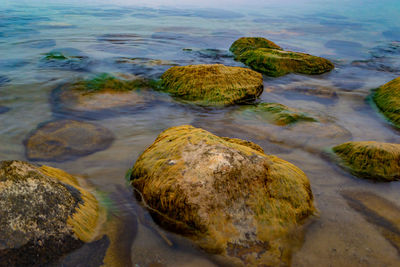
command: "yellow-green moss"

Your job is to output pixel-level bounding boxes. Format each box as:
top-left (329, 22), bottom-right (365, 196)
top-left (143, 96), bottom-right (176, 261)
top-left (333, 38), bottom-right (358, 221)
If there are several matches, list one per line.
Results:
top-left (373, 77), bottom-right (400, 128)
top-left (160, 64), bottom-right (263, 106)
top-left (130, 125), bottom-right (315, 265)
top-left (238, 103), bottom-right (317, 126)
top-left (229, 37), bottom-right (282, 58)
top-left (39, 165), bottom-right (101, 242)
top-left (333, 141), bottom-right (400, 181)
top-left (238, 48), bottom-right (334, 77)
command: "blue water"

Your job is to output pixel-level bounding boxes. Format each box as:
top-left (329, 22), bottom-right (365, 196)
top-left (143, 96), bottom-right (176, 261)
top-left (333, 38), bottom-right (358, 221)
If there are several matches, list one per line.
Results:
top-left (1, 0), bottom-right (400, 266)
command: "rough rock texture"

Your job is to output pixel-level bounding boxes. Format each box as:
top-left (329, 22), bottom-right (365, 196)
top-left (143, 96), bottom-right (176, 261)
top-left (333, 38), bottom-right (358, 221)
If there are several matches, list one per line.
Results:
top-left (130, 125), bottom-right (315, 266)
top-left (236, 103), bottom-right (317, 126)
top-left (373, 76), bottom-right (400, 128)
top-left (52, 73), bottom-right (154, 118)
top-left (25, 119), bottom-right (114, 162)
top-left (333, 141), bottom-right (400, 181)
top-left (230, 37), bottom-right (282, 58)
top-left (0, 160), bottom-right (100, 266)
top-left (160, 64), bottom-right (263, 106)
top-left (238, 48), bottom-right (334, 77)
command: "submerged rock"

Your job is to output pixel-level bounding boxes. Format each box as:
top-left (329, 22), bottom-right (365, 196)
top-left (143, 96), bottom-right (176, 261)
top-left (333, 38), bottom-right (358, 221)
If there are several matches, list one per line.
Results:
top-left (52, 73), bottom-right (155, 118)
top-left (0, 160), bottom-right (101, 266)
top-left (130, 125), bottom-right (315, 266)
top-left (342, 191), bottom-right (400, 253)
top-left (39, 48), bottom-right (91, 71)
top-left (333, 141), bottom-right (400, 181)
top-left (0, 106), bottom-right (10, 114)
top-left (0, 75), bottom-right (10, 87)
top-left (160, 64), bottom-right (263, 105)
top-left (25, 119), bottom-right (114, 162)
top-left (236, 103), bottom-right (317, 126)
top-left (230, 37), bottom-right (334, 77)
top-left (372, 76), bottom-right (400, 128)
top-left (230, 37), bottom-right (282, 57)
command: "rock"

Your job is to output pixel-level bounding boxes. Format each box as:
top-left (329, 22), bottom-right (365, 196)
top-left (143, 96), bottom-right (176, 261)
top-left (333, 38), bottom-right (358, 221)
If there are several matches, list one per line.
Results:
top-left (237, 48), bottom-right (334, 77)
top-left (25, 119), bottom-right (114, 162)
top-left (0, 160), bottom-right (101, 266)
top-left (51, 73), bottom-right (155, 119)
top-left (0, 75), bottom-right (10, 87)
top-left (235, 103), bottom-right (317, 126)
top-left (39, 48), bottom-right (91, 71)
top-left (229, 37), bottom-right (282, 58)
top-left (373, 77), bottom-right (400, 128)
top-left (332, 141), bottom-right (400, 181)
top-left (130, 125), bottom-right (315, 266)
top-left (342, 191), bottom-right (400, 253)
top-left (229, 37), bottom-right (334, 77)
top-left (160, 64), bottom-right (263, 105)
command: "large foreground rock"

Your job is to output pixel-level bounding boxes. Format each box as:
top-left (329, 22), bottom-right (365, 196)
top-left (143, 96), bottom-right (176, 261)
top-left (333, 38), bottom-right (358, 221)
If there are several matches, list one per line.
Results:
top-left (373, 76), bottom-right (400, 128)
top-left (333, 141), bottom-right (400, 181)
top-left (230, 37), bottom-right (334, 77)
top-left (0, 160), bottom-right (100, 266)
top-left (130, 125), bottom-right (315, 266)
top-left (25, 119), bottom-right (114, 162)
top-left (160, 64), bottom-right (263, 106)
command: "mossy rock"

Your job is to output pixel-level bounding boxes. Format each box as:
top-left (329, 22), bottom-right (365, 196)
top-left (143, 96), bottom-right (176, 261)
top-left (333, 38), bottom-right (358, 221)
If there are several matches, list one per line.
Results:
top-left (0, 160), bottom-right (101, 266)
top-left (237, 103), bottom-right (317, 126)
top-left (130, 125), bottom-right (315, 266)
top-left (229, 37), bottom-right (282, 58)
top-left (373, 76), bottom-right (400, 128)
top-left (160, 64), bottom-right (263, 106)
top-left (25, 119), bottom-right (114, 162)
top-left (333, 141), bottom-right (400, 181)
top-left (52, 73), bottom-right (155, 118)
top-left (238, 48), bottom-right (334, 77)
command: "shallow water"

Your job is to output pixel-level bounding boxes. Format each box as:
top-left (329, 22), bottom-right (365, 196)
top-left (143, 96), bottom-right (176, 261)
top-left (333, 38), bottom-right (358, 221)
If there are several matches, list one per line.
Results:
top-left (1, 0), bottom-right (400, 266)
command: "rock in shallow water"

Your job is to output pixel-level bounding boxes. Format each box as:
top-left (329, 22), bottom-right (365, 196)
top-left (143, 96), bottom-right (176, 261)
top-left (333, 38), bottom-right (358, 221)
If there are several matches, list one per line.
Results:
top-left (25, 119), bottom-right (114, 162)
top-left (0, 160), bottom-right (101, 266)
top-left (333, 141), bottom-right (400, 182)
top-left (130, 125), bottom-right (315, 266)
top-left (229, 37), bottom-right (334, 77)
top-left (51, 73), bottom-right (155, 119)
top-left (372, 76), bottom-right (400, 128)
top-left (160, 64), bottom-right (263, 106)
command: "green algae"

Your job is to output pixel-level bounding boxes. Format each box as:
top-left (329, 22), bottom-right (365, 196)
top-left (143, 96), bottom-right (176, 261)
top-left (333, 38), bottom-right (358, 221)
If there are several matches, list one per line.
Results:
top-left (238, 103), bottom-right (317, 126)
top-left (72, 73), bottom-right (150, 93)
top-left (44, 51), bottom-right (69, 60)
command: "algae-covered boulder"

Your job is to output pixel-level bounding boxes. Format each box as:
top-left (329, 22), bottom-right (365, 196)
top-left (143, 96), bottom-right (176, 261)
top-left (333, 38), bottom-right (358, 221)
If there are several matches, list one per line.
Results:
top-left (52, 73), bottom-right (154, 118)
top-left (333, 141), bottom-right (400, 181)
top-left (160, 64), bottom-right (263, 105)
top-left (238, 48), bottom-right (334, 77)
top-left (130, 125), bottom-right (315, 266)
top-left (25, 119), bottom-right (114, 162)
top-left (229, 37), bottom-right (282, 58)
top-left (373, 76), bottom-right (400, 128)
top-left (229, 37), bottom-right (334, 77)
top-left (0, 160), bottom-right (100, 266)
top-left (236, 103), bottom-right (317, 126)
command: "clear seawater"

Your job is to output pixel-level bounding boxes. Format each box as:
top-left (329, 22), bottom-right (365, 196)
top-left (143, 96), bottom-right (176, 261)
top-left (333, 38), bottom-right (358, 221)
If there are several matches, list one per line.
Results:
top-left (1, 0), bottom-right (400, 266)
